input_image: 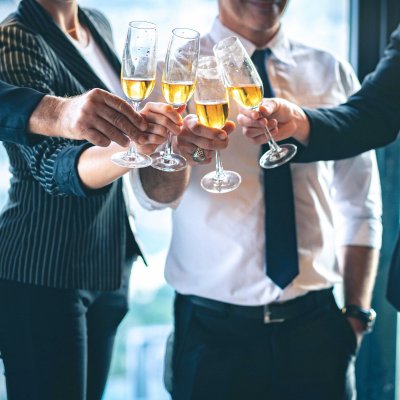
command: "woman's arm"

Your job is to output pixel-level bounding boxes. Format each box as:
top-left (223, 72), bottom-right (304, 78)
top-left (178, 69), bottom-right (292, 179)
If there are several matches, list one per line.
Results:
top-left (0, 24), bottom-right (183, 195)
top-left (77, 102), bottom-right (183, 190)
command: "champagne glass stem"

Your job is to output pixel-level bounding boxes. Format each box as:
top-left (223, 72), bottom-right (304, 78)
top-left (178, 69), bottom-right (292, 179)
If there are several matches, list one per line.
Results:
top-left (128, 100), bottom-right (140, 158)
top-left (263, 124), bottom-right (281, 154)
top-left (214, 150), bottom-right (226, 181)
top-left (164, 132), bottom-right (173, 157)
top-left (163, 105), bottom-right (178, 159)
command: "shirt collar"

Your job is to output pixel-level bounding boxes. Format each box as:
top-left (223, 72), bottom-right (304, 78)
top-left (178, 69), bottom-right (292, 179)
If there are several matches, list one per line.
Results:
top-left (210, 17), bottom-right (297, 67)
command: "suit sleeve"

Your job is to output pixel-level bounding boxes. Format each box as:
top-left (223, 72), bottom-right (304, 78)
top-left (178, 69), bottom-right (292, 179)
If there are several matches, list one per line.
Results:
top-left (0, 79), bottom-right (44, 145)
top-left (0, 24), bottom-right (103, 197)
top-left (299, 24), bottom-right (400, 162)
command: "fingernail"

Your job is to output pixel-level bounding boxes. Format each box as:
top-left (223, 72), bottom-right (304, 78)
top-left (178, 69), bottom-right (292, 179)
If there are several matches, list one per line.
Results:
top-left (264, 106), bottom-right (272, 113)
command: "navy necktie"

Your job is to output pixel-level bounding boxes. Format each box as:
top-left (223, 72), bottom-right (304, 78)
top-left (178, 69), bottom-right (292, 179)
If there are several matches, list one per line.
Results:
top-left (251, 49), bottom-right (299, 289)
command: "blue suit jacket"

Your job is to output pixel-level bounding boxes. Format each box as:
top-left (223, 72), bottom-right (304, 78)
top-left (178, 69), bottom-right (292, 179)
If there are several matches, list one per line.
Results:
top-left (299, 24), bottom-right (400, 310)
top-left (0, 80), bottom-right (44, 145)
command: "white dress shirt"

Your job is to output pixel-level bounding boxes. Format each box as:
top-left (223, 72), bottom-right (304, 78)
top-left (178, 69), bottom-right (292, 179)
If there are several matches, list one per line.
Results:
top-left (67, 30), bottom-right (124, 98)
top-left (131, 18), bottom-right (382, 306)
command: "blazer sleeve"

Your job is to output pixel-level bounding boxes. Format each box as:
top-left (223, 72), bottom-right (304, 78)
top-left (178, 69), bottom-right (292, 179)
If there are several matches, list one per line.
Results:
top-left (0, 80), bottom-right (45, 145)
top-left (299, 24), bottom-right (400, 162)
top-left (0, 24), bottom-right (102, 197)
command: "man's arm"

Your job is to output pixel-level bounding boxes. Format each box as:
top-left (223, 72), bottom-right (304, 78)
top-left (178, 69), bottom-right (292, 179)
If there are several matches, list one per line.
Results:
top-left (238, 23), bottom-right (400, 161)
top-left (29, 89), bottom-right (148, 147)
top-left (137, 115), bottom-right (233, 204)
top-left (332, 149), bottom-right (382, 343)
top-left (340, 246), bottom-right (380, 344)
top-left (0, 79), bottom-right (150, 147)
top-left (78, 102), bottom-right (181, 190)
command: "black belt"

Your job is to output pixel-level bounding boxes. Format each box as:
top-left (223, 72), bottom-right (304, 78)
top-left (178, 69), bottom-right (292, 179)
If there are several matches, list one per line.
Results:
top-left (185, 288), bottom-right (335, 323)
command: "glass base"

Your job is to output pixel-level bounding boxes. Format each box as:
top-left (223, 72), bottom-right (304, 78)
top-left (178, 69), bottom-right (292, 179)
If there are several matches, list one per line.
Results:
top-left (201, 170), bottom-right (241, 194)
top-left (259, 143), bottom-right (297, 169)
top-left (111, 151), bottom-right (152, 168)
top-left (150, 151), bottom-right (187, 172)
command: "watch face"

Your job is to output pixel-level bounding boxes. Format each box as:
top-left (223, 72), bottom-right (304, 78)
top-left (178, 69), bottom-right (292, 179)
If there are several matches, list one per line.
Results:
top-left (342, 305), bottom-right (376, 331)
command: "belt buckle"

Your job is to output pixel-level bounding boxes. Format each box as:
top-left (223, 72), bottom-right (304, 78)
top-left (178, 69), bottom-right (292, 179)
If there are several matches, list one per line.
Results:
top-left (264, 304), bottom-right (285, 324)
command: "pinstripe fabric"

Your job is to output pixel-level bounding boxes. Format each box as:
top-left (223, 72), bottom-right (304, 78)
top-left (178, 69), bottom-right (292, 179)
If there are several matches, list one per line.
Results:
top-left (0, 0), bottom-right (139, 290)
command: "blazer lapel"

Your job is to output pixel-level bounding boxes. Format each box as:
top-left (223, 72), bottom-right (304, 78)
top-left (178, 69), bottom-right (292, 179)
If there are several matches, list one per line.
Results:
top-left (17, 0), bottom-right (121, 92)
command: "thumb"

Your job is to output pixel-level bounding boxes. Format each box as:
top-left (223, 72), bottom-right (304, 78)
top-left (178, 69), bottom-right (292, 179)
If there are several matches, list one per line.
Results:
top-left (223, 120), bottom-right (236, 135)
top-left (259, 99), bottom-right (279, 117)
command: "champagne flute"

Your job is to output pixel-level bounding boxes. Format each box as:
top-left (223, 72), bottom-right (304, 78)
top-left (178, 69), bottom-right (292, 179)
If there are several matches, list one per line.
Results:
top-left (111, 21), bottom-right (157, 168)
top-left (195, 56), bottom-right (241, 193)
top-left (213, 36), bottom-right (297, 169)
top-left (151, 28), bottom-right (200, 172)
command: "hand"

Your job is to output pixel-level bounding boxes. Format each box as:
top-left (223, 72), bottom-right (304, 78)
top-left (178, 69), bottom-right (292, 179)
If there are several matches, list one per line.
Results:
top-left (236, 107), bottom-right (278, 145)
top-left (236, 98), bottom-right (311, 145)
top-left (55, 88), bottom-right (148, 147)
top-left (176, 115), bottom-right (235, 166)
top-left (136, 102), bottom-right (185, 154)
top-left (346, 316), bottom-right (366, 348)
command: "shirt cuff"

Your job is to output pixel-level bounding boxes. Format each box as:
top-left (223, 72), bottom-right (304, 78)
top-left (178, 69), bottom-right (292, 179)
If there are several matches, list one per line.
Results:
top-left (335, 220), bottom-right (383, 249)
top-left (129, 169), bottom-right (180, 210)
top-left (0, 89), bottom-right (45, 146)
top-left (54, 143), bottom-right (112, 197)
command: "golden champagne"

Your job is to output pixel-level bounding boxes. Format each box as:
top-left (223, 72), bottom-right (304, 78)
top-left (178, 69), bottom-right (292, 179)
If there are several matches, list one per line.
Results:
top-left (195, 101), bottom-right (229, 130)
top-left (162, 81), bottom-right (196, 106)
top-left (121, 78), bottom-right (155, 101)
top-left (228, 85), bottom-right (263, 109)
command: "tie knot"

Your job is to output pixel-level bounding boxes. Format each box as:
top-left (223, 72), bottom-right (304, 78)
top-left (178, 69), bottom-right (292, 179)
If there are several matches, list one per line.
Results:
top-left (251, 48), bottom-right (272, 64)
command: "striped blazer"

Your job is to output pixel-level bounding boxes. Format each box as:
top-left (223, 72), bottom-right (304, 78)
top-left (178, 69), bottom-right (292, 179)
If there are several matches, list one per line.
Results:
top-left (0, 0), bottom-right (141, 290)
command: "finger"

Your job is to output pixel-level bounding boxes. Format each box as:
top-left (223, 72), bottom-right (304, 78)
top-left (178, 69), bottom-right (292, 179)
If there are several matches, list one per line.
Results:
top-left (184, 117), bottom-right (228, 141)
top-left (243, 119), bottom-right (278, 137)
top-left (145, 102), bottom-right (183, 124)
top-left (98, 102), bottom-right (145, 141)
top-left (178, 143), bottom-right (213, 165)
top-left (82, 128), bottom-right (112, 147)
top-left (249, 132), bottom-right (275, 145)
top-left (136, 143), bottom-right (160, 155)
top-left (96, 89), bottom-right (148, 131)
top-left (242, 127), bottom-right (267, 139)
top-left (223, 121), bottom-right (236, 135)
top-left (137, 131), bottom-right (168, 146)
top-left (238, 106), bottom-right (263, 120)
top-left (178, 134), bottom-right (229, 151)
top-left (94, 116), bottom-right (132, 146)
top-left (143, 112), bottom-right (181, 136)
top-left (242, 120), bottom-right (277, 140)
top-left (143, 122), bottom-right (169, 139)
top-left (250, 125), bottom-right (279, 145)
top-left (178, 142), bottom-right (213, 159)
top-left (237, 113), bottom-right (268, 129)
top-left (260, 99), bottom-right (279, 116)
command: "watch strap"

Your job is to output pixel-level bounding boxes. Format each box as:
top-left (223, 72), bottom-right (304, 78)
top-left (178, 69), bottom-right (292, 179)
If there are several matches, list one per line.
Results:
top-left (341, 304), bottom-right (376, 332)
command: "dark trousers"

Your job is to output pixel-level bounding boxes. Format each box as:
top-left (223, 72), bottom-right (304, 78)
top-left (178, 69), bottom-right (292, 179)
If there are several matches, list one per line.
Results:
top-left (172, 291), bottom-right (357, 400)
top-left (0, 267), bottom-right (130, 400)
